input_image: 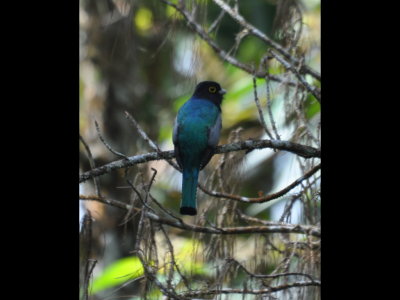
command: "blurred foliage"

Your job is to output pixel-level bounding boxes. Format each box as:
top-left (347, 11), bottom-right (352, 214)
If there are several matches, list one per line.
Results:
top-left (90, 256), bottom-right (143, 294)
top-left (80, 0), bottom-right (320, 299)
top-left (90, 239), bottom-right (209, 295)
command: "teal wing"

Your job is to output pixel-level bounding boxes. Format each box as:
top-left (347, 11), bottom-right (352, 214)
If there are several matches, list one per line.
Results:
top-left (174, 99), bottom-right (221, 169)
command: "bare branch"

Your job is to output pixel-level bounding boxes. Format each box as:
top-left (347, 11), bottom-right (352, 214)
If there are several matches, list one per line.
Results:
top-left (80, 194), bottom-right (134, 211)
top-left (79, 134), bottom-right (101, 197)
top-left (159, 225), bottom-right (192, 290)
top-left (180, 280), bottom-right (320, 297)
top-left (133, 249), bottom-right (189, 300)
top-left (83, 259), bottom-right (97, 300)
top-left (94, 120), bottom-right (129, 159)
top-left (79, 151), bottom-right (171, 184)
top-left (211, 0), bottom-right (321, 81)
top-left (79, 138), bottom-right (320, 183)
top-left (144, 211), bottom-right (321, 237)
top-left (269, 49), bottom-right (321, 103)
top-left (149, 193), bottom-right (184, 223)
top-left (125, 111), bottom-right (160, 153)
top-left (159, 0), bottom-right (302, 86)
top-left (125, 111), bottom-right (181, 171)
top-left (263, 60), bottom-right (281, 140)
top-left (200, 163), bottom-right (320, 203)
top-left (252, 76), bottom-right (274, 139)
top-left (79, 195), bottom-right (320, 237)
top-left (225, 257), bottom-right (316, 281)
top-left (207, 5), bottom-right (226, 34)
top-left (80, 211), bottom-right (97, 300)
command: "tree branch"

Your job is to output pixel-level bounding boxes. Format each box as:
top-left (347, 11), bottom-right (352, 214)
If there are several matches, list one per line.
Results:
top-left (199, 163), bottom-right (320, 203)
top-left (179, 280), bottom-right (320, 297)
top-left (133, 249), bottom-right (188, 300)
top-left (79, 138), bottom-right (320, 183)
top-left (269, 49), bottom-right (321, 102)
top-left (80, 195), bottom-right (321, 238)
top-left (79, 194), bottom-right (135, 211)
top-left (211, 0), bottom-right (321, 81)
top-left (252, 76), bottom-right (274, 139)
top-left (145, 211), bottom-right (320, 237)
top-left (79, 134), bottom-right (101, 197)
top-left (159, 0), bottom-right (305, 86)
top-left (94, 120), bottom-right (129, 159)
top-left (225, 257), bottom-right (316, 282)
top-left (125, 111), bottom-right (180, 171)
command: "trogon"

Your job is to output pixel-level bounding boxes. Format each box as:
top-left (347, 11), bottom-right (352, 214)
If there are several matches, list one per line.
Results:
top-left (173, 81), bottom-right (226, 215)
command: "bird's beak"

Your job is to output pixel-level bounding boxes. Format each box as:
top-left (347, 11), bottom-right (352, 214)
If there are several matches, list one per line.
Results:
top-left (219, 88), bottom-right (227, 95)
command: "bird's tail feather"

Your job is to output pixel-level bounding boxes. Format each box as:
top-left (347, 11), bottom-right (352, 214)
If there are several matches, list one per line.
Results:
top-left (180, 168), bottom-right (199, 215)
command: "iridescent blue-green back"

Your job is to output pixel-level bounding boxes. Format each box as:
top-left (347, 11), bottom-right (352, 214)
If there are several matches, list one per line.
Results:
top-left (176, 98), bottom-right (220, 167)
top-left (175, 97), bottom-right (221, 215)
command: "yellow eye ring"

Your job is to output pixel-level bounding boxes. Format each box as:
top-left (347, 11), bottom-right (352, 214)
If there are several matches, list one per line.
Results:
top-left (208, 86), bottom-right (217, 93)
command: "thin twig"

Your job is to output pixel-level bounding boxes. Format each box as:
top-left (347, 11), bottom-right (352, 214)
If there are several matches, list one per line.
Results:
top-left (263, 60), bottom-right (280, 140)
top-left (80, 194), bottom-right (135, 211)
top-left (80, 212), bottom-right (97, 300)
top-left (126, 179), bottom-right (154, 213)
top-left (211, 0), bottom-right (321, 81)
top-left (124, 111), bottom-right (160, 153)
top-left (134, 249), bottom-right (189, 300)
top-left (79, 190), bottom-right (183, 223)
top-left (94, 120), bottom-right (129, 159)
top-left (79, 134), bottom-right (101, 197)
top-left (293, 89), bottom-right (320, 145)
top-left (83, 259), bottom-right (97, 300)
top-left (145, 168), bottom-right (158, 203)
top-left (252, 76), bottom-right (274, 139)
top-left (134, 206), bottom-right (147, 253)
top-left (226, 257), bottom-right (316, 282)
top-left (236, 211), bottom-right (320, 247)
top-left (207, 5), bottom-right (226, 34)
top-left (125, 111), bottom-right (180, 171)
top-left (149, 194), bottom-right (184, 223)
top-left (159, 225), bottom-right (192, 291)
top-left (269, 50), bottom-right (321, 103)
top-left (199, 164), bottom-right (320, 203)
top-left (159, 0), bottom-right (302, 86)
top-left (130, 183), bottom-right (151, 266)
top-left (280, 193), bottom-right (300, 223)
top-left (128, 168), bottom-right (159, 253)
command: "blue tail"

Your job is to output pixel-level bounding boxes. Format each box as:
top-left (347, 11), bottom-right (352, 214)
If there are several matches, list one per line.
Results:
top-left (180, 168), bottom-right (199, 215)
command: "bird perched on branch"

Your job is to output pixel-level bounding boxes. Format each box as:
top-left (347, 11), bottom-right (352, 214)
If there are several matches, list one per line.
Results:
top-left (173, 81), bottom-right (226, 215)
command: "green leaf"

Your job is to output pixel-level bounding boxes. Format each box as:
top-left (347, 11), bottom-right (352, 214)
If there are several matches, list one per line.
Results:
top-left (90, 256), bottom-right (144, 295)
top-left (89, 240), bottom-right (209, 296)
top-left (134, 8), bottom-right (153, 33)
top-left (305, 94), bottom-right (320, 119)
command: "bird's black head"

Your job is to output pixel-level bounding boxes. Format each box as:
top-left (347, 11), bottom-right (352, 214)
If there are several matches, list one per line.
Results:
top-left (192, 81), bottom-right (226, 107)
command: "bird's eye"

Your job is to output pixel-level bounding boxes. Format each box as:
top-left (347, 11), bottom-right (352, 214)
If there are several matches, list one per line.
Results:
top-left (208, 86), bottom-right (217, 93)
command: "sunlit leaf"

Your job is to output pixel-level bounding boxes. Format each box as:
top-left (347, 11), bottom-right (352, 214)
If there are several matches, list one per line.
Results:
top-left (135, 8), bottom-right (153, 33)
top-left (89, 256), bottom-right (144, 295)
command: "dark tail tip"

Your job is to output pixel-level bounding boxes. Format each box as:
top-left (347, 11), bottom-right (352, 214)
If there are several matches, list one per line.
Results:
top-left (180, 207), bottom-right (197, 215)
